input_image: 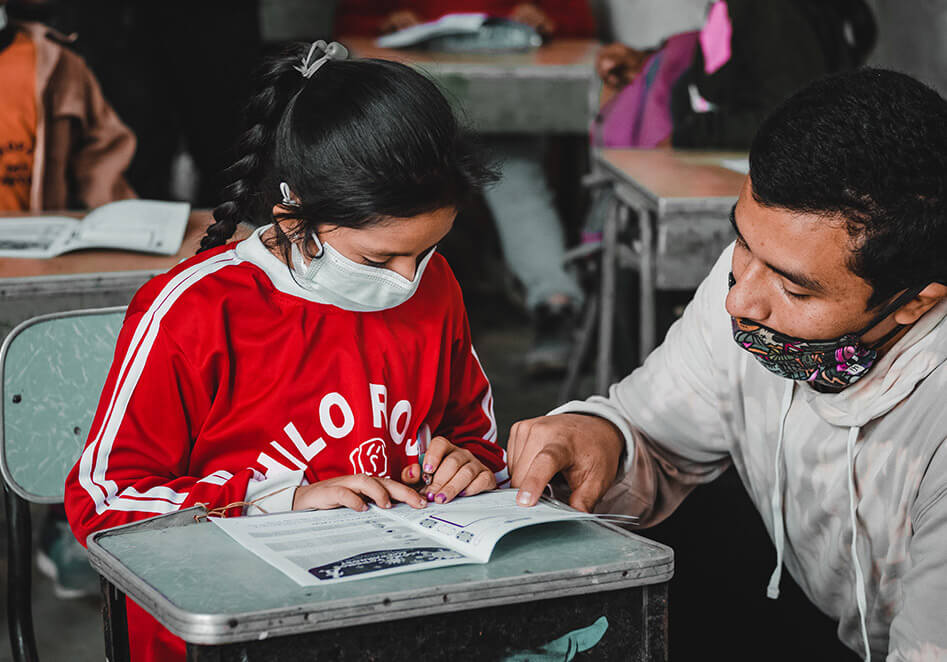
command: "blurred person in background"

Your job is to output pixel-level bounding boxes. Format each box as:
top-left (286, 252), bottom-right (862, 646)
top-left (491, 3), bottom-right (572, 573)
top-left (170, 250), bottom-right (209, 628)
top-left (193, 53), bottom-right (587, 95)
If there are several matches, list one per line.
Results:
top-left (0, 0), bottom-right (134, 212)
top-left (1, 0), bottom-right (136, 601)
top-left (595, 0), bottom-right (876, 150)
top-left (335, 1), bottom-right (595, 378)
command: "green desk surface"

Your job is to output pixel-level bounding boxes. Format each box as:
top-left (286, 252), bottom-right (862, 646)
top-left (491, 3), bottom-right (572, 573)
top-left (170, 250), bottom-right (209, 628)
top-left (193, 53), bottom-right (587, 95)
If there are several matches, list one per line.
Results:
top-left (88, 507), bottom-right (673, 645)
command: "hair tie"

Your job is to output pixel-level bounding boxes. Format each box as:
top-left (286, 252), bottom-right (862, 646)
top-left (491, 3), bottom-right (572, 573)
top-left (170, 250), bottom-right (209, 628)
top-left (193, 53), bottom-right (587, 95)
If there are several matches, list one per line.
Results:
top-left (279, 181), bottom-right (300, 207)
top-left (294, 40), bottom-right (349, 79)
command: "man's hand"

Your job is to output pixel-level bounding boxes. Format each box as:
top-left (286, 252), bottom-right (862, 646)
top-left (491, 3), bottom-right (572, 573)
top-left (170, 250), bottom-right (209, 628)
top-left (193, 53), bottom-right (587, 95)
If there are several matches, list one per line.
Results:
top-left (508, 413), bottom-right (624, 512)
top-left (595, 42), bottom-right (651, 89)
top-left (510, 4), bottom-right (557, 38)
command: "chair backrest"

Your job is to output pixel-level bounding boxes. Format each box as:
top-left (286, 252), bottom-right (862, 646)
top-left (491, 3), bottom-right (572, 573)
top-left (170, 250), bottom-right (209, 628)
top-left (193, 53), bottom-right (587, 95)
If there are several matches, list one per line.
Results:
top-left (1, 307), bottom-right (125, 503)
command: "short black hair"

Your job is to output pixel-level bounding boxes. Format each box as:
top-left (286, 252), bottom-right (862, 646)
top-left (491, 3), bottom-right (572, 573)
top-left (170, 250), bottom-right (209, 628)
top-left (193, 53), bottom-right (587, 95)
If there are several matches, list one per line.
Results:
top-left (201, 43), bottom-right (496, 259)
top-left (749, 67), bottom-right (947, 308)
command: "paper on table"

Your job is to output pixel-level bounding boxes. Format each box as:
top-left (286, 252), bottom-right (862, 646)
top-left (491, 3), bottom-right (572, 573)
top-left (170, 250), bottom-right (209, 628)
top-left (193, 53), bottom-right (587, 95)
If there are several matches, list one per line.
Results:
top-left (212, 490), bottom-right (588, 586)
top-left (376, 13), bottom-right (488, 49)
top-left (0, 199), bottom-right (190, 258)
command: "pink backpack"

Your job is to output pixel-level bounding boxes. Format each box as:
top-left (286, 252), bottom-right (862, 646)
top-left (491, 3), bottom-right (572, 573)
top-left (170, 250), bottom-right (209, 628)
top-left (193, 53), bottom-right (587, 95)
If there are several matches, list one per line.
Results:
top-left (593, 31), bottom-right (699, 148)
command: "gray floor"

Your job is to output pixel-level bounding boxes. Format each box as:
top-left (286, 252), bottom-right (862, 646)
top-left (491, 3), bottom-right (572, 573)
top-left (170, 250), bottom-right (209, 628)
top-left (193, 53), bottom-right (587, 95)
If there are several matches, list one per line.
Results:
top-left (0, 312), bottom-right (566, 662)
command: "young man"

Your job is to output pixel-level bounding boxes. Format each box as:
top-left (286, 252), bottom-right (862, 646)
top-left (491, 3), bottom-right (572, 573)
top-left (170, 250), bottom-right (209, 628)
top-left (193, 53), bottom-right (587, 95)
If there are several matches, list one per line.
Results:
top-left (508, 68), bottom-right (947, 660)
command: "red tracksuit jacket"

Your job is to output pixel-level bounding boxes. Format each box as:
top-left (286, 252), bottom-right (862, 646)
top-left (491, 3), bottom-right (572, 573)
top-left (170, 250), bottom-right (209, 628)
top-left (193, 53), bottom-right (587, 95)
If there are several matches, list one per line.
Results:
top-left (64, 231), bottom-right (507, 662)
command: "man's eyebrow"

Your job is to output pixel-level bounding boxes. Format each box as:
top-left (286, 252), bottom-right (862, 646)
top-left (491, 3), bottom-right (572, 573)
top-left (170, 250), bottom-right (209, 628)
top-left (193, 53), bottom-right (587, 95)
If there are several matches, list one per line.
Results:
top-left (728, 205), bottom-right (743, 239)
top-left (730, 204), bottom-right (827, 293)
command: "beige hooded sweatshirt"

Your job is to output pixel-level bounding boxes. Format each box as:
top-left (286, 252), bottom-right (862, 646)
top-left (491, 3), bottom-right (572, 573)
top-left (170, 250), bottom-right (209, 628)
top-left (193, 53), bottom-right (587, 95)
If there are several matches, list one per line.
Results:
top-left (553, 245), bottom-right (947, 661)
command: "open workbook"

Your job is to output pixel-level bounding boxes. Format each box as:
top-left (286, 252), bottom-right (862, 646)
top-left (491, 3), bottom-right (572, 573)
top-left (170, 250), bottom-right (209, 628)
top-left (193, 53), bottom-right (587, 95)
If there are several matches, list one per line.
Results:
top-left (0, 199), bottom-right (190, 258)
top-left (212, 490), bottom-right (591, 586)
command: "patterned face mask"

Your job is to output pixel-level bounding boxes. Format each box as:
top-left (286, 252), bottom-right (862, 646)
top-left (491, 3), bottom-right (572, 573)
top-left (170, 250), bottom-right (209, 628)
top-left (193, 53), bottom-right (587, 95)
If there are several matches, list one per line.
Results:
top-left (728, 272), bottom-right (921, 393)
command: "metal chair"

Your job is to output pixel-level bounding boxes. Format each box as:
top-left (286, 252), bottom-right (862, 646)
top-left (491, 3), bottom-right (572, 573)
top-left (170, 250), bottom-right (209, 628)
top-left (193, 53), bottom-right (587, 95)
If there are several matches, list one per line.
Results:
top-left (1, 307), bottom-right (125, 662)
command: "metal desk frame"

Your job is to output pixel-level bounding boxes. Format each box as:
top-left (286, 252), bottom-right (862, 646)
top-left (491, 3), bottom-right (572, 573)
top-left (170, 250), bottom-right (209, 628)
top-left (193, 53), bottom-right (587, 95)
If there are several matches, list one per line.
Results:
top-left (88, 507), bottom-right (673, 661)
top-left (593, 151), bottom-right (744, 392)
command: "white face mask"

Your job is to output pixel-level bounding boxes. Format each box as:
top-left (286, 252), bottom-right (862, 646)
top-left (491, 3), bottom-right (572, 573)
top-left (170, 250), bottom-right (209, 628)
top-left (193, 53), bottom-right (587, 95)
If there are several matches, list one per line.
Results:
top-left (290, 233), bottom-right (435, 312)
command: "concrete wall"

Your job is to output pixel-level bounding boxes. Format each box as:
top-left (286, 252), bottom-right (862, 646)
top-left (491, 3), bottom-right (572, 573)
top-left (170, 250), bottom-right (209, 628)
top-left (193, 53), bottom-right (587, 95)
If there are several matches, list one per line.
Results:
top-left (867, 0), bottom-right (947, 96)
top-left (592, 0), bottom-right (707, 47)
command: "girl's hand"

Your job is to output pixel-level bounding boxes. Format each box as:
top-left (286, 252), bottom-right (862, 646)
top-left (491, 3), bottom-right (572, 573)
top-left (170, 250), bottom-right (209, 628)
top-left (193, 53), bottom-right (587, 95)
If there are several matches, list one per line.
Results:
top-left (380, 10), bottom-right (422, 34)
top-left (292, 475), bottom-right (427, 512)
top-left (421, 436), bottom-right (497, 504)
top-left (510, 4), bottom-right (557, 37)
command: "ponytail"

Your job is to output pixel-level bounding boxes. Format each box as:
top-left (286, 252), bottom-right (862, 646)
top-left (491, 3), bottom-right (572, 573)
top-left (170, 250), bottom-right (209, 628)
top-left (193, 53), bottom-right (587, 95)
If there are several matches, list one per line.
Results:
top-left (199, 52), bottom-right (302, 252)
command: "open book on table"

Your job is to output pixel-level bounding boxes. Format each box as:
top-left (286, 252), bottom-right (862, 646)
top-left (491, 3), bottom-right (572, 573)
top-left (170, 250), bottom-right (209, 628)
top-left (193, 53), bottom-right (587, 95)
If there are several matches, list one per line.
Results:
top-left (0, 199), bottom-right (190, 258)
top-left (212, 489), bottom-right (591, 586)
top-left (375, 12), bottom-right (488, 48)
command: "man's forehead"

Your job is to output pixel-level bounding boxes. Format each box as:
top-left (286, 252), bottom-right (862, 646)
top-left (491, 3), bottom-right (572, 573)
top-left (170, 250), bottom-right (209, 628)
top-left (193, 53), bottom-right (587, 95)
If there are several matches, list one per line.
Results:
top-left (734, 181), bottom-right (870, 297)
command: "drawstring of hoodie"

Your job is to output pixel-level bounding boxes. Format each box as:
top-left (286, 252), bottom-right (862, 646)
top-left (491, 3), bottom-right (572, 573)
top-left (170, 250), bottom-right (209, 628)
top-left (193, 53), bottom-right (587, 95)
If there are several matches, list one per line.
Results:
top-left (765, 378), bottom-right (871, 661)
top-left (847, 424), bottom-right (871, 661)
top-left (766, 380), bottom-right (794, 599)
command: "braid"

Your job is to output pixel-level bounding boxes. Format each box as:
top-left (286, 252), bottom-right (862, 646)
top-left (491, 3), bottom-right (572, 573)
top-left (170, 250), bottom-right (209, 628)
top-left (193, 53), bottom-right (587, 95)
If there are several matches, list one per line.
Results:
top-left (199, 52), bottom-right (303, 253)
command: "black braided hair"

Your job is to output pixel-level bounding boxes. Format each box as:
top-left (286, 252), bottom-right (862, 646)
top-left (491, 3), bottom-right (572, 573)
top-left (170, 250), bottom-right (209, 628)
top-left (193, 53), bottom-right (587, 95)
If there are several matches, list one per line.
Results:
top-left (199, 50), bottom-right (303, 253)
top-left (199, 42), bottom-right (496, 261)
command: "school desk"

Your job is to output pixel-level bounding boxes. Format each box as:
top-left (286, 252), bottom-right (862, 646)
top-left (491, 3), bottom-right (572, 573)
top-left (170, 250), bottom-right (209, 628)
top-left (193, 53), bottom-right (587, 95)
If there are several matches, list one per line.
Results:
top-left (591, 149), bottom-right (746, 392)
top-left (0, 211), bottom-right (234, 339)
top-left (88, 507), bottom-right (673, 661)
top-left (342, 36), bottom-right (600, 134)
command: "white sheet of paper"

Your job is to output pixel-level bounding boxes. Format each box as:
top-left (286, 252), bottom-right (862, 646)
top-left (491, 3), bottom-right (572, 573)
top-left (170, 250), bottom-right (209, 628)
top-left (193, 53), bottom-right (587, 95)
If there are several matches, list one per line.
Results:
top-left (0, 199), bottom-right (190, 258)
top-left (376, 13), bottom-right (488, 48)
top-left (0, 217), bottom-right (76, 258)
top-left (212, 490), bottom-right (587, 586)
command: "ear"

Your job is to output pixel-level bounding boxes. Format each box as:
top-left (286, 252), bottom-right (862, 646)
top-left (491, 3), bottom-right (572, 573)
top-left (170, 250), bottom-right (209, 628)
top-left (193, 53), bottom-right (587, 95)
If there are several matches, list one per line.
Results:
top-left (893, 283), bottom-right (947, 325)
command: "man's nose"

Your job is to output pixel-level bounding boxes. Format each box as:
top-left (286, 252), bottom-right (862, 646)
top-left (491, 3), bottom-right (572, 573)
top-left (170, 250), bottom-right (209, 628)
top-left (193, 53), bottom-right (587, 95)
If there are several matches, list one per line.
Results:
top-left (726, 264), bottom-right (770, 322)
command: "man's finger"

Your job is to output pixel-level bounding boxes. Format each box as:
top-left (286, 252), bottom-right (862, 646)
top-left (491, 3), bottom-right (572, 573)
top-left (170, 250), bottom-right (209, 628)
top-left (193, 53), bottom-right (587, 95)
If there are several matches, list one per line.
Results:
top-left (507, 418), bottom-right (536, 478)
top-left (515, 447), bottom-right (567, 506)
top-left (568, 480), bottom-right (603, 514)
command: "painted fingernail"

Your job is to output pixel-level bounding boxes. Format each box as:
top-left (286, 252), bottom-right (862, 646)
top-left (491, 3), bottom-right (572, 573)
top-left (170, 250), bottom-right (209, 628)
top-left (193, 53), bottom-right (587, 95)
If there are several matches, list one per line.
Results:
top-left (435, 493), bottom-right (446, 504)
top-left (424, 464), bottom-right (434, 472)
top-left (516, 490), bottom-right (533, 506)
top-left (459, 490), bottom-right (466, 497)
top-left (407, 466), bottom-right (416, 479)
top-left (426, 492), bottom-right (435, 502)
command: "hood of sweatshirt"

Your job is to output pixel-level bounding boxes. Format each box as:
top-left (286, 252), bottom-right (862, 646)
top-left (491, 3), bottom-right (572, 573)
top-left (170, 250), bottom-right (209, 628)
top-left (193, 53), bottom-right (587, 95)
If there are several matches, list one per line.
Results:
top-left (803, 297), bottom-right (947, 428)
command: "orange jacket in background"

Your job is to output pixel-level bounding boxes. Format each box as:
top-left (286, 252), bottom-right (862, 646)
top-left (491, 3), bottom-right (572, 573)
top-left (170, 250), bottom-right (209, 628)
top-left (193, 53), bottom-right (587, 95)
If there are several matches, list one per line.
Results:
top-left (11, 21), bottom-right (135, 211)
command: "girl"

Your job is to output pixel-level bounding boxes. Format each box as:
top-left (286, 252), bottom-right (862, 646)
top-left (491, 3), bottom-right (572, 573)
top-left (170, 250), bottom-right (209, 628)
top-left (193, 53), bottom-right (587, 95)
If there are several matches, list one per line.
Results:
top-left (65, 41), bottom-right (508, 662)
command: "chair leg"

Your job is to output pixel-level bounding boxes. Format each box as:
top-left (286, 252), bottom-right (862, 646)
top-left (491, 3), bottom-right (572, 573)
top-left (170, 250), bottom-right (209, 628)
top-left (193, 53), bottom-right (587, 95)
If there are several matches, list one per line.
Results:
top-left (558, 293), bottom-right (599, 404)
top-left (4, 484), bottom-right (39, 662)
top-left (101, 577), bottom-right (131, 662)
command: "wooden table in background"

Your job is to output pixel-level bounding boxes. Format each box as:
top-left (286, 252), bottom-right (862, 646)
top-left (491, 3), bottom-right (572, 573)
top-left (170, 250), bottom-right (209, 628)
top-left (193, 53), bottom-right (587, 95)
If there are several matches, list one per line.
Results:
top-left (593, 150), bottom-right (747, 390)
top-left (342, 36), bottom-right (600, 134)
top-left (0, 211), bottom-right (216, 338)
